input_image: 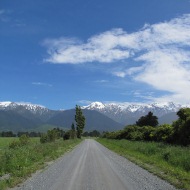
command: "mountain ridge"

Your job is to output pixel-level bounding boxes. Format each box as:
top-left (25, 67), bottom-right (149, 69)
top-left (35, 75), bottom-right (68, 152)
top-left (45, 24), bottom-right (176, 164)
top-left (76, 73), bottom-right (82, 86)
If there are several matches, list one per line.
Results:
top-left (0, 101), bottom-right (122, 132)
top-left (83, 101), bottom-right (190, 125)
top-left (0, 101), bottom-right (189, 132)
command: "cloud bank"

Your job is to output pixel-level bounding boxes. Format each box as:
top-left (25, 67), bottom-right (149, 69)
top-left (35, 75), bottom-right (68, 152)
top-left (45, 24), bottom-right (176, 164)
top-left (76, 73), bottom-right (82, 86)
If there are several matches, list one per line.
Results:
top-left (43, 14), bottom-right (190, 103)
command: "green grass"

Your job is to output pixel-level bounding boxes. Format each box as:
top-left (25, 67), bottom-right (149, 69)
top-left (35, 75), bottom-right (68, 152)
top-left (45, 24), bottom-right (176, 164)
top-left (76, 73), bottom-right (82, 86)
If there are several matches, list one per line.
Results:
top-left (0, 138), bottom-right (82, 190)
top-left (97, 138), bottom-right (190, 190)
top-left (0, 138), bottom-right (39, 149)
top-left (0, 138), bottom-right (18, 149)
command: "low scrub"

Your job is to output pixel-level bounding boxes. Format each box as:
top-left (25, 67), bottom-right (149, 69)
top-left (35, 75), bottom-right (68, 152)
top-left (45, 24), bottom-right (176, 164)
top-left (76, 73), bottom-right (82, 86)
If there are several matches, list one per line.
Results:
top-left (97, 138), bottom-right (190, 190)
top-left (0, 138), bottom-right (82, 189)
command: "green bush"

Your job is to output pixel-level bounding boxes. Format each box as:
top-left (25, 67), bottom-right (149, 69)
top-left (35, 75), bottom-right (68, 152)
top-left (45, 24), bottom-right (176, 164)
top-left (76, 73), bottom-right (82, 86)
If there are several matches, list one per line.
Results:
top-left (40, 129), bottom-right (62, 143)
top-left (63, 131), bottom-right (71, 140)
top-left (40, 134), bottom-right (49, 143)
top-left (9, 135), bottom-right (30, 149)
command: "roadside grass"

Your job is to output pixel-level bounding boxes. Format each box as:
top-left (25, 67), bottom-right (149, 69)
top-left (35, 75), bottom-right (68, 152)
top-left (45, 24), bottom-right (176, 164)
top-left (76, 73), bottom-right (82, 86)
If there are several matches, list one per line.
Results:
top-left (0, 138), bottom-right (18, 149)
top-left (0, 138), bottom-right (39, 149)
top-left (0, 138), bottom-right (82, 190)
top-left (97, 138), bottom-right (190, 190)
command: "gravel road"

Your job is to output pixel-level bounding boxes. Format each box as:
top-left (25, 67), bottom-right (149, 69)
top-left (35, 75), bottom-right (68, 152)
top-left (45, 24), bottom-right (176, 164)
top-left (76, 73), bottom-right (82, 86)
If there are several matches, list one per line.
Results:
top-left (13, 139), bottom-right (177, 190)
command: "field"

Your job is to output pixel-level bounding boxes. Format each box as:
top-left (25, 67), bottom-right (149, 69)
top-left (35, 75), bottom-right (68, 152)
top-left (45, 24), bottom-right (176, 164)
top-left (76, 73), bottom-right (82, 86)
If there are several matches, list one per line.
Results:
top-left (0, 138), bottom-right (18, 149)
top-left (0, 137), bottom-right (82, 190)
top-left (0, 137), bottom-right (39, 149)
top-left (97, 138), bottom-right (190, 190)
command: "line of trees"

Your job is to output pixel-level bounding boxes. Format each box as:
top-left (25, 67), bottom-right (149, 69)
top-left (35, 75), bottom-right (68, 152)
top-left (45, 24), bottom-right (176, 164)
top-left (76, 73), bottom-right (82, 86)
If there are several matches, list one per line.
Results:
top-left (0, 131), bottom-right (42, 137)
top-left (83, 130), bottom-right (101, 137)
top-left (103, 108), bottom-right (190, 146)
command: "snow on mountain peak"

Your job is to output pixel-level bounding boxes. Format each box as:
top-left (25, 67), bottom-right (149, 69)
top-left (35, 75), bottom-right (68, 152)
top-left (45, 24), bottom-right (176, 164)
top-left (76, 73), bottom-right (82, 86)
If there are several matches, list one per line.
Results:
top-left (0, 101), bottom-right (13, 108)
top-left (16, 102), bottom-right (45, 109)
top-left (83, 101), bottom-right (105, 109)
top-left (0, 101), bottom-right (48, 114)
top-left (83, 101), bottom-right (187, 114)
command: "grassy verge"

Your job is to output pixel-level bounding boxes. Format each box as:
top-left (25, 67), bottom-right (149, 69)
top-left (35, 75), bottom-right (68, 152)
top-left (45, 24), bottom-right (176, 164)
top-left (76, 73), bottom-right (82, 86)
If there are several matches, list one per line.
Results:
top-left (97, 138), bottom-right (190, 190)
top-left (0, 138), bottom-right (39, 149)
top-left (0, 138), bottom-right (82, 189)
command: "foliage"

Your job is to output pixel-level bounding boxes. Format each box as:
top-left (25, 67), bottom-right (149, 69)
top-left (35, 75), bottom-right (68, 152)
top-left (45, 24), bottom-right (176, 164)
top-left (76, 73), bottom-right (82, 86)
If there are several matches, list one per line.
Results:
top-left (9, 135), bottom-right (30, 149)
top-left (136, 111), bottom-right (158, 127)
top-left (172, 108), bottom-right (190, 145)
top-left (70, 123), bottom-right (76, 139)
top-left (83, 130), bottom-right (101, 137)
top-left (40, 128), bottom-right (64, 143)
top-left (17, 131), bottom-right (42, 137)
top-left (0, 138), bottom-right (82, 189)
top-left (152, 124), bottom-right (173, 142)
top-left (75, 105), bottom-right (85, 138)
top-left (0, 131), bottom-right (16, 137)
top-left (63, 131), bottom-right (70, 140)
top-left (103, 108), bottom-right (190, 146)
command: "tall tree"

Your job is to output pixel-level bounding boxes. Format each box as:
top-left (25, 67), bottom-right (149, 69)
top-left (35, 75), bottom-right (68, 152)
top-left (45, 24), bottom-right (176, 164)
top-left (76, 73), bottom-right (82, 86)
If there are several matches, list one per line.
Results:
top-left (70, 123), bottom-right (76, 139)
top-left (75, 105), bottom-right (85, 138)
top-left (172, 108), bottom-right (190, 145)
top-left (136, 111), bottom-right (158, 127)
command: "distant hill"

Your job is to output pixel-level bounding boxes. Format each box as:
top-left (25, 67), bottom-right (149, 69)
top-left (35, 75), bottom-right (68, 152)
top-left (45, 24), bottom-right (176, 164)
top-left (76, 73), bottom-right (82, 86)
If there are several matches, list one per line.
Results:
top-left (0, 110), bottom-right (40, 131)
top-left (0, 102), bottom-right (123, 132)
top-left (158, 112), bottom-right (178, 125)
top-left (0, 101), bottom-right (187, 133)
top-left (47, 109), bottom-right (123, 132)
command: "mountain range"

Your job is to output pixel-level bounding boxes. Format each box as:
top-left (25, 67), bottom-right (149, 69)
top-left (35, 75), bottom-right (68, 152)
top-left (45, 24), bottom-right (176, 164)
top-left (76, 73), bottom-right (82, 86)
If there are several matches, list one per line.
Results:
top-left (0, 101), bottom-right (189, 132)
top-left (0, 102), bottom-right (122, 132)
top-left (83, 101), bottom-right (190, 125)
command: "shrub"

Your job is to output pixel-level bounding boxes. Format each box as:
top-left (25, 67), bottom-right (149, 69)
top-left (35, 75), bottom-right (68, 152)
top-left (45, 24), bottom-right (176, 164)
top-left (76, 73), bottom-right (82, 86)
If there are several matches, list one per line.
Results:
top-left (9, 135), bottom-right (30, 149)
top-left (63, 131), bottom-right (70, 140)
top-left (40, 134), bottom-right (49, 143)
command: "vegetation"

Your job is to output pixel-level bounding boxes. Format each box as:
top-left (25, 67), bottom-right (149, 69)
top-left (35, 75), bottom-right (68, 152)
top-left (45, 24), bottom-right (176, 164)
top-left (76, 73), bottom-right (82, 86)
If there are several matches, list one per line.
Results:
top-left (83, 130), bottom-right (101, 137)
top-left (0, 131), bottom-right (16, 137)
top-left (136, 111), bottom-right (158, 127)
top-left (40, 128), bottom-right (64, 143)
top-left (0, 136), bottom-right (82, 189)
top-left (172, 108), bottom-right (190, 145)
top-left (99, 108), bottom-right (190, 189)
top-left (103, 108), bottom-right (190, 146)
top-left (70, 123), bottom-right (76, 139)
top-left (75, 105), bottom-right (85, 138)
top-left (97, 138), bottom-right (190, 189)
top-left (0, 131), bottom-right (42, 137)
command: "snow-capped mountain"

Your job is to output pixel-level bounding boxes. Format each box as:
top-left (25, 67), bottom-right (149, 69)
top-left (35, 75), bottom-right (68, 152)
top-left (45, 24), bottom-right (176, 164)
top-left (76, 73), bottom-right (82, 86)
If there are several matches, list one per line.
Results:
top-left (0, 101), bottom-right (122, 132)
top-left (83, 101), bottom-right (190, 125)
top-left (0, 101), bottom-right (49, 115)
top-left (0, 101), bottom-right (56, 123)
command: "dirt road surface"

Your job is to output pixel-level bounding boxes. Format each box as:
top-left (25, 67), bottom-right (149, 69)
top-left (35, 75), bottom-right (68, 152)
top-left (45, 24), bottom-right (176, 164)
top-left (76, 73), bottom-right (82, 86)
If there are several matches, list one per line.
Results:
top-left (13, 139), bottom-right (177, 190)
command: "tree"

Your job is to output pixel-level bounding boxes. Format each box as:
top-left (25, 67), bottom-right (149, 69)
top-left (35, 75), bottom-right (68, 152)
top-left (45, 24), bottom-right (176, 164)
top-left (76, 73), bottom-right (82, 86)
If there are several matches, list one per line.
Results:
top-left (136, 111), bottom-right (158, 127)
top-left (75, 105), bottom-right (85, 138)
top-left (70, 123), bottom-right (76, 139)
top-left (172, 108), bottom-right (190, 145)
top-left (63, 131), bottom-right (70, 140)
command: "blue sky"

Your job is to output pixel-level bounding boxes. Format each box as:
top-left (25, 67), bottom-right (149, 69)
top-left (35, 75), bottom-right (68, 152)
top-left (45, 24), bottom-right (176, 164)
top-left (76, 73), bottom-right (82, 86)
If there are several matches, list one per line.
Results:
top-left (0, 0), bottom-right (190, 110)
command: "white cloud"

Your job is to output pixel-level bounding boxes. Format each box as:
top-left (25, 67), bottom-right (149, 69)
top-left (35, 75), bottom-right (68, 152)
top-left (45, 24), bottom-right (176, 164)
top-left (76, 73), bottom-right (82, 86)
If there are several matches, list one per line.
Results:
top-left (32, 82), bottom-right (52, 87)
top-left (78, 100), bottom-right (93, 105)
top-left (43, 14), bottom-right (190, 103)
top-left (94, 80), bottom-right (109, 83)
top-left (112, 71), bottom-right (126, 78)
top-left (0, 9), bottom-right (11, 22)
top-left (43, 29), bottom-right (132, 64)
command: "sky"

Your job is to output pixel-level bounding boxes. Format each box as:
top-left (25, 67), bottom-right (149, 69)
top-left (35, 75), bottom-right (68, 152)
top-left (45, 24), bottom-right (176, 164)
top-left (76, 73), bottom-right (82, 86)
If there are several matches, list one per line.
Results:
top-left (0, 0), bottom-right (190, 110)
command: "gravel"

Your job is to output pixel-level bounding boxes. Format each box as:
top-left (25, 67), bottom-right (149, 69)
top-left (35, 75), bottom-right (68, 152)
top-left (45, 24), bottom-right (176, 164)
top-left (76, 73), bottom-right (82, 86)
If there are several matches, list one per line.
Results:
top-left (12, 139), bottom-right (177, 190)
